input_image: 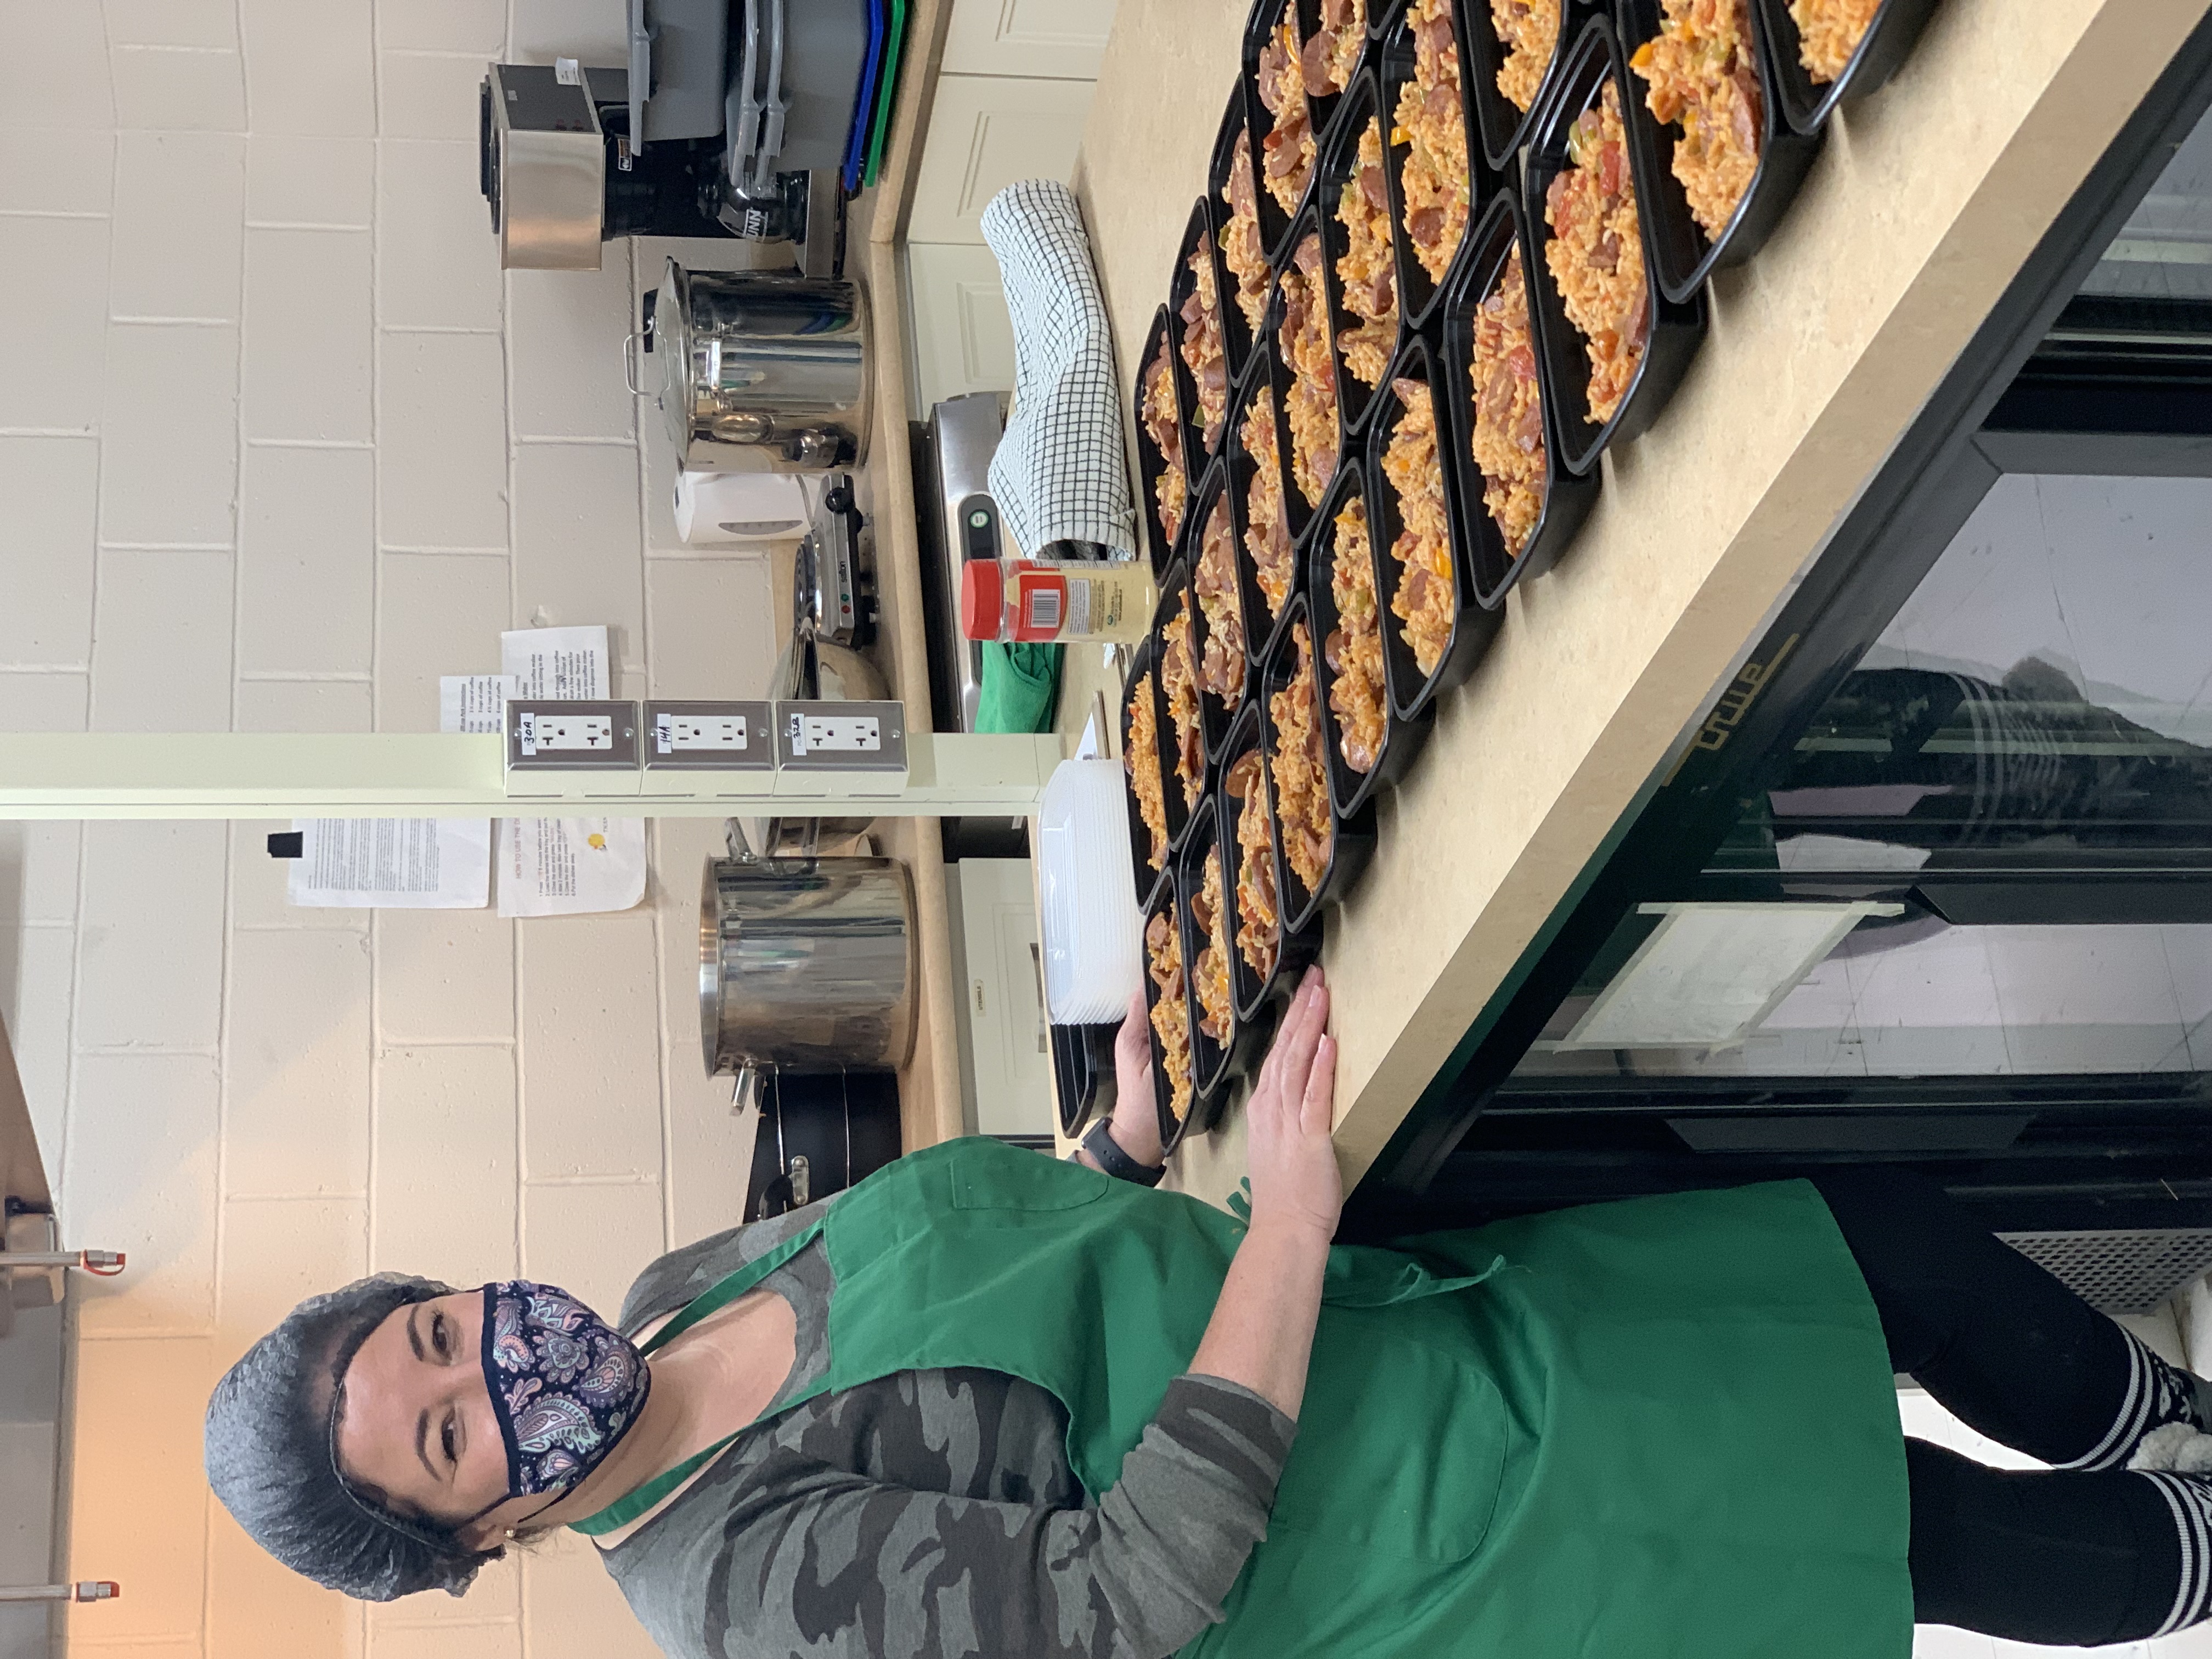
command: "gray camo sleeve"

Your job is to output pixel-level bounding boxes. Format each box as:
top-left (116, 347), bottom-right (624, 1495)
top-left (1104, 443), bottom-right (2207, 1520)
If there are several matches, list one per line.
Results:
top-left (710, 1374), bottom-right (1295, 1659)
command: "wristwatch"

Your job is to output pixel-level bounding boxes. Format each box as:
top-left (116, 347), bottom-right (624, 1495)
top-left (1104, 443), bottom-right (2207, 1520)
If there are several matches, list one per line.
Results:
top-left (1081, 1120), bottom-right (1167, 1187)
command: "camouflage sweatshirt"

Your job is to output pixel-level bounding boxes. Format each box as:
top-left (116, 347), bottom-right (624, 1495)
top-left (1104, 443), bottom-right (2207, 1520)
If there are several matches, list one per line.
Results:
top-left (601, 1198), bottom-right (1297, 1659)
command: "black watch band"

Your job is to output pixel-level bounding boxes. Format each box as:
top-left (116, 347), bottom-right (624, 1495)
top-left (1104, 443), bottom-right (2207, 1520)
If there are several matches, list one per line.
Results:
top-left (1082, 1120), bottom-right (1166, 1187)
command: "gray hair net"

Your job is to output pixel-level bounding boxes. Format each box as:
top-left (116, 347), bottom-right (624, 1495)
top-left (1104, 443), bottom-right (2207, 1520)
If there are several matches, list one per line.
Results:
top-left (204, 1272), bottom-right (505, 1602)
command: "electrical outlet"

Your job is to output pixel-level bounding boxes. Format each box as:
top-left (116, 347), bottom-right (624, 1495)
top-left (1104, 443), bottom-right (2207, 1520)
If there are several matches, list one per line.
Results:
top-left (774, 700), bottom-right (908, 774)
top-left (798, 714), bottom-right (879, 752)
top-left (505, 700), bottom-right (639, 772)
top-left (642, 701), bottom-right (774, 772)
top-left (667, 713), bottom-right (746, 749)
top-left (526, 711), bottom-right (613, 752)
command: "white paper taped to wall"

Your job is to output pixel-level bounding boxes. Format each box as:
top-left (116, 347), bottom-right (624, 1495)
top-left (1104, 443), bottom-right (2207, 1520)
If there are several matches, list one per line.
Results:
top-left (285, 674), bottom-right (510, 908)
top-left (496, 817), bottom-right (647, 918)
top-left (496, 628), bottom-right (647, 917)
top-left (502, 626), bottom-right (610, 701)
top-left (286, 819), bottom-right (492, 909)
top-left (440, 673), bottom-right (517, 735)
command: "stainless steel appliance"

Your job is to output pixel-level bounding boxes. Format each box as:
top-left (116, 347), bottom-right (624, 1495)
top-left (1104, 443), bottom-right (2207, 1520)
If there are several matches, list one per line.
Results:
top-left (911, 393), bottom-right (1026, 862)
top-left (478, 0), bottom-right (868, 276)
top-left (699, 831), bottom-right (918, 1107)
top-left (635, 259), bottom-right (871, 474)
top-left (914, 393), bottom-right (1007, 734)
top-left (797, 474), bottom-right (874, 647)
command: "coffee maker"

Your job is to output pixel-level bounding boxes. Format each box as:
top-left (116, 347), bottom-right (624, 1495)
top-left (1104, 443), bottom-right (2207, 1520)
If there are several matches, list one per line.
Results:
top-left (477, 0), bottom-right (871, 278)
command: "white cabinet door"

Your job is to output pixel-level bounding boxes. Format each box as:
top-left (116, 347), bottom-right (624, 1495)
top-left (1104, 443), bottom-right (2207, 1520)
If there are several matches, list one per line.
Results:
top-left (905, 242), bottom-right (1018, 416)
top-left (943, 0), bottom-right (1120, 80)
top-left (946, 859), bottom-right (1054, 1138)
top-left (906, 73), bottom-right (1096, 244)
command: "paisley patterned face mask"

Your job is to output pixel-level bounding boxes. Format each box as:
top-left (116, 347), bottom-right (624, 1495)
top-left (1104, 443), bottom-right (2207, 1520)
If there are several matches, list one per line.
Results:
top-left (478, 1280), bottom-right (650, 1520)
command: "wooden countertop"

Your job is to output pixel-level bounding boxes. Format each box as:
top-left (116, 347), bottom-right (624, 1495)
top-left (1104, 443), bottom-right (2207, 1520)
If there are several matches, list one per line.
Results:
top-left (1074, 0), bottom-right (2212, 1205)
top-left (852, 0), bottom-right (991, 1155)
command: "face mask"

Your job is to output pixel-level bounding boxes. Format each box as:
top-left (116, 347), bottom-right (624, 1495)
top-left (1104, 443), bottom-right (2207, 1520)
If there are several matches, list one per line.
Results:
top-left (479, 1280), bottom-right (650, 1519)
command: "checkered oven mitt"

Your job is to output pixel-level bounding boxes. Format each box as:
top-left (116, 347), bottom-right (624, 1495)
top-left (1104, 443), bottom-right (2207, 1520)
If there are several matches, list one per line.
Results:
top-left (979, 179), bottom-right (1137, 560)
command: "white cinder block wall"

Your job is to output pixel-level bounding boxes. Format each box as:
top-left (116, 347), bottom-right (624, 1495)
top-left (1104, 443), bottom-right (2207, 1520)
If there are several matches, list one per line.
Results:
top-left (0, 4), bottom-right (789, 1656)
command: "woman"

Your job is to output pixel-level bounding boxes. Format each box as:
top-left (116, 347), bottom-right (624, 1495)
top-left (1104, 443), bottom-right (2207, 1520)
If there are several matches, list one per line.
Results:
top-left (208, 969), bottom-right (2212, 1655)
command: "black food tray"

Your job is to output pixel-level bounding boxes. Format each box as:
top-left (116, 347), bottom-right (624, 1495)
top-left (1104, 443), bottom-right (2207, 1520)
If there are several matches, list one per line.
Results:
top-left (1206, 91), bottom-right (1269, 388)
top-left (1184, 458), bottom-right (1262, 769)
top-left (1265, 204), bottom-right (1348, 529)
top-left (1050, 1020), bottom-right (1118, 1139)
top-left (1308, 0), bottom-right (1379, 98)
top-left (1755, 0), bottom-right (1941, 137)
top-left (1437, 190), bottom-right (1601, 601)
top-left (1467, 0), bottom-right (1599, 171)
top-left (1311, 66), bottom-right (1401, 442)
top-left (1242, 0), bottom-right (1338, 269)
top-left (1265, 234), bottom-right (1345, 539)
top-left (1167, 196), bottom-right (1234, 462)
top-left (1141, 879), bottom-right (1206, 1155)
top-left (1133, 303), bottom-right (1197, 579)
top-left (1228, 334), bottom-right (1306, 664)
top-left (1375, 0), bottom-right (1488, 332)
top-left (1368, 0), bottom-right (1409, 42)
top-left (1119, 633), bottom-right (1178, 911)
top-left (1260, 592), bottom-right (1379, 936)
top-left (1365, 332), bottom-right (1501, 720)
top-left (1150, 559), bottom-right (1211, 858)
top-left (1304, 453), bottom-right (1435, 819)
top-left (1177, 790), bottom-right (1263, 1116)
top-left (1614, 0), bottom-right (1823, 304)
top-left (1217, 702), bottom-right (1324, 1032)
top-left (1523, 13), bottom-right (1707, 477)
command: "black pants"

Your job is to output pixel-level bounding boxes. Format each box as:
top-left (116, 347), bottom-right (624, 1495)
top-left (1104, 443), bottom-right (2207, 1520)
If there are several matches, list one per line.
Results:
top-left (1810, 1171), bottom-right (2187, 1646)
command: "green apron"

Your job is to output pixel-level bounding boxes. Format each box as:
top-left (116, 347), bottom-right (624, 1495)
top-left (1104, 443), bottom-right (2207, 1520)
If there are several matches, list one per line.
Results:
top-left (579, 1137), bottom-right (1911, 1659)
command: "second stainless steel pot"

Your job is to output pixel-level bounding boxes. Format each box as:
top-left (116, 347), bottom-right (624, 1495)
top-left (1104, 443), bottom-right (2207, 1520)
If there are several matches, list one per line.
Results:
top-left (636, 258), bottom-right (872, 474)
top-left (699, 835), bottom-right (916, 1101)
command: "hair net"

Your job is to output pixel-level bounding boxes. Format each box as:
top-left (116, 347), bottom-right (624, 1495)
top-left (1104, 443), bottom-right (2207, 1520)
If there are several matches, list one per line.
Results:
top-left (205, 1272), bottom-right (504, 1602)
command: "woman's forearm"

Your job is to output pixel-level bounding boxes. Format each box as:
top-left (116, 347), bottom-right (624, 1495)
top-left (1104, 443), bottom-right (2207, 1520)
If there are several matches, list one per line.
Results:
top-left (1188, 1218), bottom-right (1331, 1421)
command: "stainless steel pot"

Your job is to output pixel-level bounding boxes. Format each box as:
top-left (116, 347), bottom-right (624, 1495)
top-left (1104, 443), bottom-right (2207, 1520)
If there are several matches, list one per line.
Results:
top-left (699, 829), bottom-right (916, 1104)
top-left (635, 258), bottom-right (871, 474)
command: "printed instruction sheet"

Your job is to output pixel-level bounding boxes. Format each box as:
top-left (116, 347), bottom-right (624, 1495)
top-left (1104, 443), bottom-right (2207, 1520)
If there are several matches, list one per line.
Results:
top-left (497, 627), bottom-right (647, 917)
top-left (285, 819), bottom-right (492, 909)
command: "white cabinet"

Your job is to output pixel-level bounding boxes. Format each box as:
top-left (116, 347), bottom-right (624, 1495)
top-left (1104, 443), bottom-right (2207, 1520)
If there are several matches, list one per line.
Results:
top-left (945, 858), bottom-right (1054, 1138)
top-left (943, 0), bottom-right (1117, 80)
top-left (902, 0), bottom-right (1116, 415)
top-left (904, 242), bottom-right (1020, 414)
top-left (906, 72), bottom-right (1096, 244)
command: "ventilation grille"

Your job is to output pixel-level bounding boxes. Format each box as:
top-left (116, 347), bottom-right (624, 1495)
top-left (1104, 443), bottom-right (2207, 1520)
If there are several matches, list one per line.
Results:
top-left (2000, 1230), bottom-right (2212, 1316)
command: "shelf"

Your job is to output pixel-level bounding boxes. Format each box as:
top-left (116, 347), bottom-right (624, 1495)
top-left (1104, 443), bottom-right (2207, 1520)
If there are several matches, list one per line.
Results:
top-left (849, 0), bottom-right (989, 1154)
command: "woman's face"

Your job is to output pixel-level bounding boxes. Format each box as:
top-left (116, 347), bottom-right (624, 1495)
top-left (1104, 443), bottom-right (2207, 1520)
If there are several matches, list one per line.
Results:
top-left (334, 1290), bottom-right (510, 1538)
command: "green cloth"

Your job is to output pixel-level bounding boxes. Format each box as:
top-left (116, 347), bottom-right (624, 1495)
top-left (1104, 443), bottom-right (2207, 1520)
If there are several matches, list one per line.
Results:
top-left (976, 641), bottom-right (1062, 733)
top-left (579, 1138), bottom-right (1912, 1658)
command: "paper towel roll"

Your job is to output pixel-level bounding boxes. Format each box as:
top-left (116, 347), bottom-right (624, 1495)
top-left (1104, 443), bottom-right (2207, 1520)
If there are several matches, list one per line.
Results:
top-left (674, 471), bottom-right (810, 544)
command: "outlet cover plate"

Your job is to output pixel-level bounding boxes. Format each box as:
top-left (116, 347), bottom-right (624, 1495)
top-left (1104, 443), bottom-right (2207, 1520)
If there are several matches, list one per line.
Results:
top-left (506, 700), bottom-right (639, 771)
top-left (774, 700), bottom-right (908, 772)
top-left (642, 701), bottom-right (775, 770)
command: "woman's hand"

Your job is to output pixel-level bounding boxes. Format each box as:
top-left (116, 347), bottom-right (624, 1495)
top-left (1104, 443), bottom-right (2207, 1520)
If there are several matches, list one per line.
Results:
top-left (1074, 989), bottom-right (1164, 1176)
top-left (1109, 988), bottom-right (1167, 1167)
top-left (1242, 968), bottom-right (1341, 1244)
top-left (1187, 967), bottom-right (1339, 1420)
